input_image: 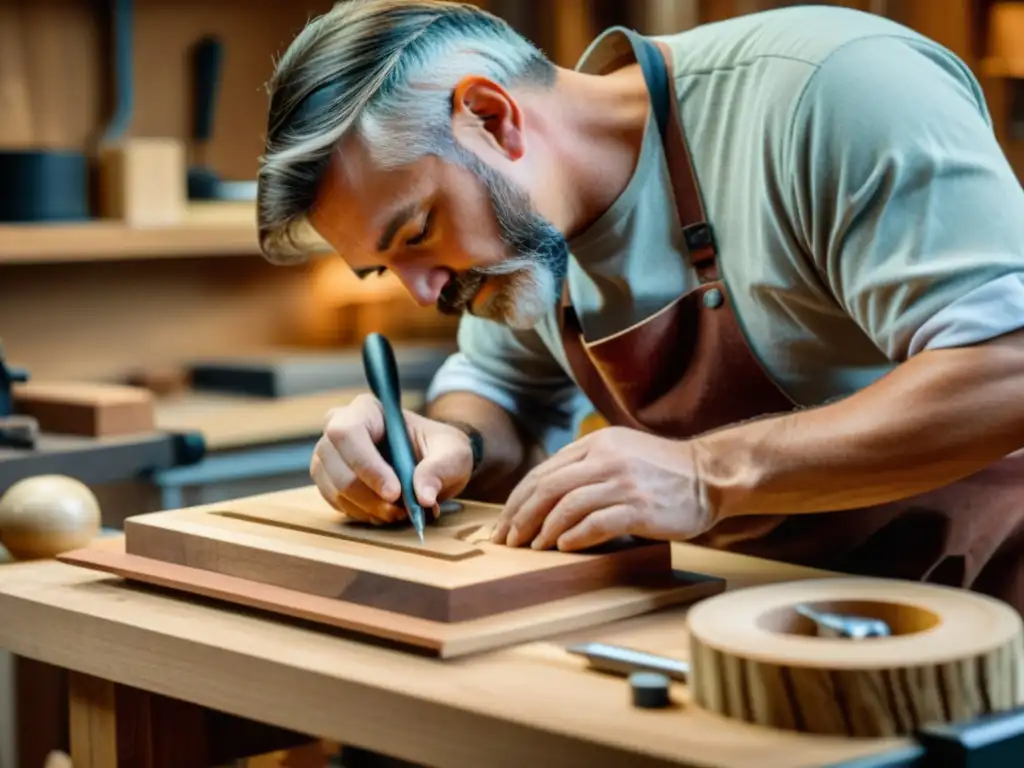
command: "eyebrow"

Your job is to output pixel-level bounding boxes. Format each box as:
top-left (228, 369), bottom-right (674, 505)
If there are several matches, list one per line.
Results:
top-left (375, 204), bottom-right (417, 252)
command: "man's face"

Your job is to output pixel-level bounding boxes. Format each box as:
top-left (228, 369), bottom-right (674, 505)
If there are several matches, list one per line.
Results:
top-left (309, 132), bottom-right (568, 330)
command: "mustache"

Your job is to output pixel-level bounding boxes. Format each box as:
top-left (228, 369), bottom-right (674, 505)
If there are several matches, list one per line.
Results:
top-left (436, 270), bottom-right (485, 316)
top-left (436, 256), bottom-right (532, 316)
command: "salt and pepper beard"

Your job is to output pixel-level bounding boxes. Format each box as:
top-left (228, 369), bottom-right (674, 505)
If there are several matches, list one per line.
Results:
top-left (435, 144), bottom-right (569, 330)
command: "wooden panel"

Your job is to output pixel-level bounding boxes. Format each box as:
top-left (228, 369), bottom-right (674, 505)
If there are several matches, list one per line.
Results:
top-left (0, 258), bottom-right (322, 383)
top-left (635, 0), bottom-right (701, 34)
top-left (59, 544), bottom-right (722, 659)
top-left (0, 0), bottom-right (102, 151)
top-left (120, 487), bottom-right (677, 623)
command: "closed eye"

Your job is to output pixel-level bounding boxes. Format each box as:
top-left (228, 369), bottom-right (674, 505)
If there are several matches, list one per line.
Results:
top-left (405, 208), bottom-right (435, 248)
top-left (355, 266), bottom-right (388, 279)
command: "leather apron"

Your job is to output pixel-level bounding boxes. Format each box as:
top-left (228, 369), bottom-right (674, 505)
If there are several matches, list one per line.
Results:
top-left (559, 34), bottom-right (1024, 615)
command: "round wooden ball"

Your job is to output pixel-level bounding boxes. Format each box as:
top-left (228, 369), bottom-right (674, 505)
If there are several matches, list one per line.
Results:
top-left (0, 474), bottom-right (101, 560)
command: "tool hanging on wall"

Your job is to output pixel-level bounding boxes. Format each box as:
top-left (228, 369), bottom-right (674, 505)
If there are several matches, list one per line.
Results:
top-left (95, 0), bottom-right (187, 226)
top-left (186, 34), bottom-right (257, 201)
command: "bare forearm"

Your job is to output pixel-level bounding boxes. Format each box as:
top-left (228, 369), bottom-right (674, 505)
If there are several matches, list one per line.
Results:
top-left (695, 331), bottom-right (1024, 520)
top-left (426, 391), bottom-right (543, 502)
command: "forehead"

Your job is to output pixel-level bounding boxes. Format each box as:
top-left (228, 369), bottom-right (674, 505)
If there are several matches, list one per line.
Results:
top-left (310, 136), bottom-right (438, 259)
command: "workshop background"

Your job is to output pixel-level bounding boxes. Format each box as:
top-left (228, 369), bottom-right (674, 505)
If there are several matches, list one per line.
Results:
top-left (0, 1), bottom-right (1020, 767)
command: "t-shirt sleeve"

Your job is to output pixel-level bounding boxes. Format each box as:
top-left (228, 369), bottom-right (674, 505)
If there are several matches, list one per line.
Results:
top-left (426, 313), bottom-right (588, 454)
top-left (786, 34), bottom-right (1024, 361)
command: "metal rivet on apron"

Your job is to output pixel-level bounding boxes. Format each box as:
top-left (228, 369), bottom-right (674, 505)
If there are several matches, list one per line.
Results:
top-left (703, 288), bottom-right (724, 309)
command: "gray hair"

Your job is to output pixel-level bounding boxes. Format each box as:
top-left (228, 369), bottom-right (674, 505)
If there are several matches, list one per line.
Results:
top-left (257, 0), bottom-right (556, 264)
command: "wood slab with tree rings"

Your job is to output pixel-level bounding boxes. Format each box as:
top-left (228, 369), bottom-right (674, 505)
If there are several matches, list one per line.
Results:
top-left (686, 577), bottom-right (1024, 738)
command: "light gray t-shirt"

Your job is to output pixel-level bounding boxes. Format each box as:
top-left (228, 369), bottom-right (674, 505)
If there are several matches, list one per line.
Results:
top-left (427, 6), bottom-right (1024, 453)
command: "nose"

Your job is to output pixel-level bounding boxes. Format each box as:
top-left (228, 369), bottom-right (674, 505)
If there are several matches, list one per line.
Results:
top-left (391, 265), bottom-right (451, 307)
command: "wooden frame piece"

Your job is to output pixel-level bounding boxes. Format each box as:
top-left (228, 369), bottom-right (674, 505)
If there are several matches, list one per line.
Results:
top-left (59, 544), bottom-right (723, 659)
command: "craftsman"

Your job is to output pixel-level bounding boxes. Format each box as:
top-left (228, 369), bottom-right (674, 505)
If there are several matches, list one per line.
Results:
top-left (256, 1), bottom-right (1024, 611)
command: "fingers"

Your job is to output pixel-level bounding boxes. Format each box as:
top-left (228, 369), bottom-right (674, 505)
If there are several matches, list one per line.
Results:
top-left (313, 395), bottom-right (408, 525)
top-left (528, 481), bottom-right (617, 550)
top-left (312, 441), bottom-right (401, 524)
top-left (412, 430), bottom-right (474, 508)
top-left (555, 504), bottom-right (636, 551)
top-left (492, 440), bottom-right (591, 544)
top-left (491, 458), bottom-right (596, 547)
top-left (310, 451), bottom-right (345, 511)
top-left (339, 480), bottom-right (408, 525)
top-left (323, 396), bottom-right (400, 501)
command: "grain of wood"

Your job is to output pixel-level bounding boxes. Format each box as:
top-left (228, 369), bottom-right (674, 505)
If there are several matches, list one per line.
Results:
top-left (688, 579), bottom-right (1024, 737)
top-left (120, 491), bottom-right (681, 623)
top-left (0, 522), bottom-right (915, 768)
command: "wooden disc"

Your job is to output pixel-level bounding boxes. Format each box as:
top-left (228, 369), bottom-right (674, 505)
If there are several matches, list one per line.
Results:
top-left (686, 577), bottom-right (1024, 737)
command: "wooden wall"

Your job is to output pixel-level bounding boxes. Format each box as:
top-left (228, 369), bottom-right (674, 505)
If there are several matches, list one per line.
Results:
top-left (0, 0), bottom-right (439, 382)
top-left (0, 0), bottom-right (1019, 386)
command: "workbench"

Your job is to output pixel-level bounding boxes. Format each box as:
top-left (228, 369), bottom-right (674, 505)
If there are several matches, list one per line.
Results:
top-left (0, 489), bottom-right (915, 768)
top-left (0, 427), bottom-right (202, 768)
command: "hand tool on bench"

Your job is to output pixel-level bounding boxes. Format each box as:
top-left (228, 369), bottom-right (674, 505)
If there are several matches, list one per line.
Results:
top-left (567, 642), bottom-right (690, 682)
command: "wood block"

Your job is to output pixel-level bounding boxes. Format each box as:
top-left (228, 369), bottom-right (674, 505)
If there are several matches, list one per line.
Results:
top-left (97, 138), bottom-right (186, 227)
top-left (59, 486), bottom-right (725, 657)
top-left (13, 381), bottom-right (156, 437)
top-left (122, 489), bottom-right (674, 622)
top-left (60, 544), bottom-right (721, 659)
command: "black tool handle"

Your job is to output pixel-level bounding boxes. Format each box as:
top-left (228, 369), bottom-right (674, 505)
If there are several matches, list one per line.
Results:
top-left (361, 334), bottom-right (427, 526)
top-left (0, 340), bottom-right (29, 418)
top-left (191, 35), bottom-right (223, 142)
top-left (100, 0), bottom-right (134, 143)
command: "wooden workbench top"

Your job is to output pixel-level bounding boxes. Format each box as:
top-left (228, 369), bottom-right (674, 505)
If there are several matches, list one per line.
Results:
top-left (0, 489), bottom-right (909, 768)
top-left (154, 388), bottom-right (424, 452)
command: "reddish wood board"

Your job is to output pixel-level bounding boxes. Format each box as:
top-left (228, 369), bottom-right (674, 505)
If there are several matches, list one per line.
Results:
top-left (59, 486), bottom-right (725, 656)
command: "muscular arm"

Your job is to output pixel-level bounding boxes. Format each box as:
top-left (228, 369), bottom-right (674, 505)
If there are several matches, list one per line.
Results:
top-left (699, 329), bottom-right (1024, 519)
top-left (427, 391), bottom-right (545, 502)
top-left (705, 35), bottom-right (1024, 522)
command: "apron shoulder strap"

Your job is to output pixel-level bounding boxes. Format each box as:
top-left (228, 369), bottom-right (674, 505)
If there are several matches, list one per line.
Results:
top-left (632, 34), bottom-right (720, 283)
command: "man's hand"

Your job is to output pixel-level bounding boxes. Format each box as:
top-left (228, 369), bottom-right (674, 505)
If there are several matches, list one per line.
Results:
top-left (489, 426), bottom-right (714, 551)
top-left (311, 394), bottom-right (474, 524)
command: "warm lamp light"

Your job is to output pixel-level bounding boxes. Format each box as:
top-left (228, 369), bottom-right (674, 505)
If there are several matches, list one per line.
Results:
top-left (984, 2), bottom-right (1024, 78)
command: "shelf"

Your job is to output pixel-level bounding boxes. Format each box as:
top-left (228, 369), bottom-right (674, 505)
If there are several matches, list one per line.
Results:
top-left (0, 202), bottom-right (331, 265)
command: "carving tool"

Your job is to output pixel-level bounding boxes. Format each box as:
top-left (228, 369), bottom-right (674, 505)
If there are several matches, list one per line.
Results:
top-left (567, 642), bottom-right (690, 682)
top-left (361, 333), bottom-right (426, 543)
top-left (794, 604), bottom-right (892, 639)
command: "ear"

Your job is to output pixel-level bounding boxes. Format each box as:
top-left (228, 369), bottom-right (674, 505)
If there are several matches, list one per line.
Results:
top-left (450, 75), bottom-right (525, 161)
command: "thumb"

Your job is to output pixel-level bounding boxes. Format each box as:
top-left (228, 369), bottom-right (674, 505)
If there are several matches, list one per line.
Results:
top-left (413, 436), bottom-right (472, 507)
